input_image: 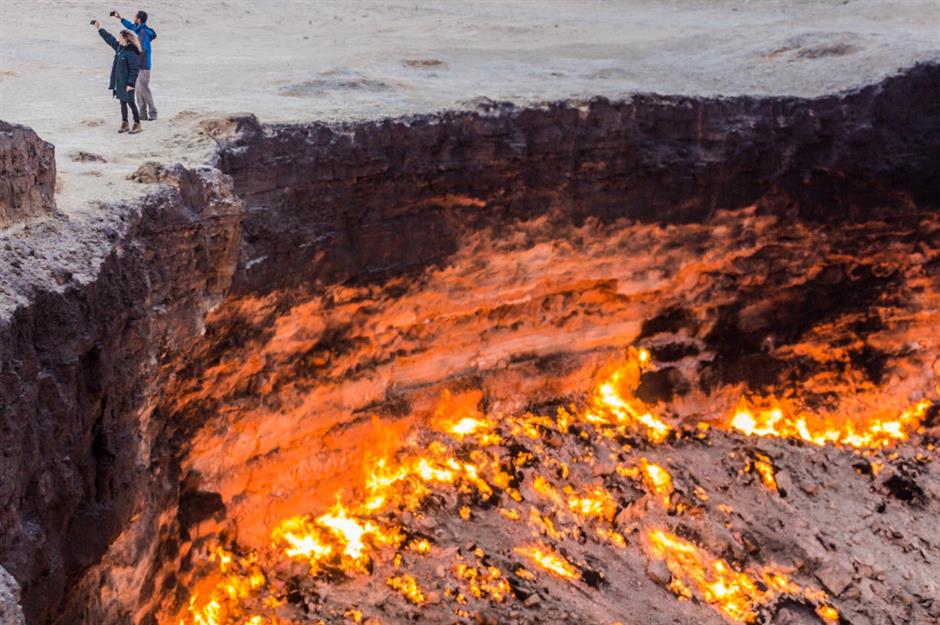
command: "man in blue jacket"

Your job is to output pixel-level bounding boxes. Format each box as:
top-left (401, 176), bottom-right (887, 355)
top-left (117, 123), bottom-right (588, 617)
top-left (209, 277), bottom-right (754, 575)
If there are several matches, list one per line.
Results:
top-left (112, 9), bottom-right (157, 120)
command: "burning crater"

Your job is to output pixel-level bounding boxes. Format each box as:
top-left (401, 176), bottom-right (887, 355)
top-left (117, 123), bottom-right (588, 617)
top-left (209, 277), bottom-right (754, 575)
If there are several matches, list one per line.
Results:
top-left (2, 64), bottom-right (940, 625)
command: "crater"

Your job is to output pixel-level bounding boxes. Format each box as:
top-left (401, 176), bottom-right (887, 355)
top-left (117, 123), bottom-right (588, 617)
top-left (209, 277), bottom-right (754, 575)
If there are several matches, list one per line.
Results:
top-left (1, 63), bottom-right (939, 625)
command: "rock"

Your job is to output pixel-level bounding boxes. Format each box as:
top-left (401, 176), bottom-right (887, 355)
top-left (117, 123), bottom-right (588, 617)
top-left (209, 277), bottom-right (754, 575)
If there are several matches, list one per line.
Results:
top-left (647, 559), bottom-right (672, 586)
top-left (772, 603), bottom-right (821, 625)
top-left (815, 560), bottom-right (853, 596)
top-left (274, 603), bottom-right (305, 621)
top-left (473, 613), bottom-right (499, 625)
top-left (0, 567), bottom-right (25, 625)
top-left (128, 160), bottom-right (174, 183)
top-left (0, 120), bottom-right (55, 227)
top-left (68, 150), bottom-right (107, 163)
top-left (523, 594), bottom-right (541, 608)
top-left (592, 462), bottom-right (616, 477)
top-left (0, 165), bottom-right (241, 624)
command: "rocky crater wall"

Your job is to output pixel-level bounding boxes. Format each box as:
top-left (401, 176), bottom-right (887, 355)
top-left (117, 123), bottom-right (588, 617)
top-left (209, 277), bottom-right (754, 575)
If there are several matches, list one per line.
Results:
top-left (222, 62), bottom-right (939, 297)
top-left (0, 63), bottom-right (937, 625)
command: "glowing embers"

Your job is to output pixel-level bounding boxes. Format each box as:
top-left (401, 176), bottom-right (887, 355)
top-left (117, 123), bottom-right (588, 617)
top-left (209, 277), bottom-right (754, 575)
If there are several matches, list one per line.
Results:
top-left (644, 530), bottom-right (838, 623)
top-left (728, 396), bottom-right (932, 449)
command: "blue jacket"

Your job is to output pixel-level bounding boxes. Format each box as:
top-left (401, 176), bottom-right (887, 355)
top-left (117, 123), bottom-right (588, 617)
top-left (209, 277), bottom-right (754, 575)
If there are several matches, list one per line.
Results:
top-left (121, 18), bottom-right (156, 70)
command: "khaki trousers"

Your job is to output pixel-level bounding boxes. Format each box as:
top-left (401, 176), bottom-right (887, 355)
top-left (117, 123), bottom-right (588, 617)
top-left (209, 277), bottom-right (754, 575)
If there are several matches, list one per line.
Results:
top-left (136, 69), bottom-right (157, 119)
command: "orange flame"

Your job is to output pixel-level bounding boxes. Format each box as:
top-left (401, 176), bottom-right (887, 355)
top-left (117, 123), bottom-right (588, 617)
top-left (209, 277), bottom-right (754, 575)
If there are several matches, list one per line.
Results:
top-left (728, 397), bottom-right (931, 449)
top-left (515, 544), bottom-right (580, 581)
top-left (645, 529), bottom-right (835, 623)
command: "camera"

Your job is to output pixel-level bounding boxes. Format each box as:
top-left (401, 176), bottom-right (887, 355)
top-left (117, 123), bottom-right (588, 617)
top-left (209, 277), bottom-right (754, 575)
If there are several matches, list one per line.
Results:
top-left (90, 19), bottom-right (97, 25)
top-left (109, 10), bottom-right (117, 17)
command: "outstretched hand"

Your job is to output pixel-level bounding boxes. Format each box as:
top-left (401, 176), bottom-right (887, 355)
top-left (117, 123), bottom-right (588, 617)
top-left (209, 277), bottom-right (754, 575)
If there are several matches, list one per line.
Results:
top-left (113, 11), bottom-right (122, 20)
top-left (92, 20), bottom-right (101, 29)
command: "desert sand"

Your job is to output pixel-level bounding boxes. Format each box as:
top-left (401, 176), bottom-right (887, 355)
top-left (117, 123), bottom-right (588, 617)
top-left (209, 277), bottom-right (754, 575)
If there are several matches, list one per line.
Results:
top-left (1, 0), bottom-right (938, 221)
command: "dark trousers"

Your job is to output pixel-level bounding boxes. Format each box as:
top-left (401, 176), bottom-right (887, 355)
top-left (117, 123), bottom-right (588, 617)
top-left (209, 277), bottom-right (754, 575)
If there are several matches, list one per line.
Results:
top-left (121, 99), bottom-right (140, 123)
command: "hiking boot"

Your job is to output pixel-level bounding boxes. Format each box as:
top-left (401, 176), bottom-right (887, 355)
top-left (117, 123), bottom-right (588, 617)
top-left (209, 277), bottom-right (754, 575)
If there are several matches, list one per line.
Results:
top-left (118, 122), bottom-right (129, 133)
top-left (129, 122), bottom-right (142, 134)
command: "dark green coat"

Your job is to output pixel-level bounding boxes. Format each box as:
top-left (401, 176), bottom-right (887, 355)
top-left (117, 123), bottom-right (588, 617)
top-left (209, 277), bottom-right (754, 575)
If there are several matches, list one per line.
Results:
top-left (98, 28), bottom-right (141, 103)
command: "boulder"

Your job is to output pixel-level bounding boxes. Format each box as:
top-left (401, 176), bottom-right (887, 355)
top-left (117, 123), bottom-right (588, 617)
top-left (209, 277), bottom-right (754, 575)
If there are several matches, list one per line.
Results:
top-left (0, 121), bottom-right (55, 227)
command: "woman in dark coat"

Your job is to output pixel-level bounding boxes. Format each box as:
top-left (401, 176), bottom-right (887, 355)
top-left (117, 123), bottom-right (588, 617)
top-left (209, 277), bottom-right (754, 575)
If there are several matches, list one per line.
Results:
top-left (92, 21), bottom-right (143, 134)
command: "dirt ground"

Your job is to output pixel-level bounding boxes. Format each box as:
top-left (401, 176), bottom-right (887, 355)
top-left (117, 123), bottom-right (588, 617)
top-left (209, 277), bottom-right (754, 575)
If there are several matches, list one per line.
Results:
top-left (1, 0), bottom-right (939, 220)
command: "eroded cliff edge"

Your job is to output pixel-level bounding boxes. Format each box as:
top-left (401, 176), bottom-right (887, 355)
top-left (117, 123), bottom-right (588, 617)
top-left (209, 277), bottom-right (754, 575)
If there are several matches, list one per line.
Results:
top-left (0, 63), bottom-right (937, 625)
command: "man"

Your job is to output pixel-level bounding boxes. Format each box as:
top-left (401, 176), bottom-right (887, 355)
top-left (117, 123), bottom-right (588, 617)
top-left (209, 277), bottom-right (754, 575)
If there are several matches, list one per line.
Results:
top-left (112, 9), bottom-right (157, 120)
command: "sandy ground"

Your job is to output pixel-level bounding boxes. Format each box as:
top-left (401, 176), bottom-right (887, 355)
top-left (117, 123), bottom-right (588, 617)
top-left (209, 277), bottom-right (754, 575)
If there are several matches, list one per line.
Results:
top-left (0, 0), bottom-right (938, 220)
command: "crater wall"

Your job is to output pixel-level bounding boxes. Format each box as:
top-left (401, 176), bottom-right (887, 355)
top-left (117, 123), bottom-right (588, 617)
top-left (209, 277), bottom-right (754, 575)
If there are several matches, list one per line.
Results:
top-left (0, 64), bottom-right (937, 625)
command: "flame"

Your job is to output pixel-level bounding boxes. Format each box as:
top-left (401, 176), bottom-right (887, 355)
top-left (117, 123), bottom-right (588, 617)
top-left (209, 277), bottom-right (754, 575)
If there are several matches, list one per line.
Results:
top-left (514, 544), bottom-right (580, 581)
top-left (386, 574), bottom-right (426, 605)
top-left (181, 548), bottom-right (266, 625)
top-left (645, 529), bottom-right (833, 623)
top-left (641, 460), bottom-right (674, 506)
top-left (728, 397), bottom-right (931, 449)
top-left (270, 500), bottom-right (399, 576)
top-left (616, 458), bottom-right (674, 506)
top-left (174, 344), bottom-right (927, 624)
top-left (583, 349), bottom-right (672, 443)
top-left (746, 452), bottom-right (778, 491)
top-left (566, 484), bottom-right (617, 522)
top-left (816, 604), bottom-right (840, 623)
top-left (455, 561), bottom-right (512, 601)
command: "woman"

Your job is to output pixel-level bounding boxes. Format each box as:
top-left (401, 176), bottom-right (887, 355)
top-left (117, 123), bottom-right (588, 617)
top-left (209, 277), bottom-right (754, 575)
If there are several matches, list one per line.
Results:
top-left (92, 21), bottom-right (143, 134)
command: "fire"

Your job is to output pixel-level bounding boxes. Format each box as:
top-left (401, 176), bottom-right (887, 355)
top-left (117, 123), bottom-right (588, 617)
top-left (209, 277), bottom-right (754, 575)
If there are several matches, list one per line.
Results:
top-left (616, 458), bottom-right (674, 506)
top-left (514, 544), bottom-right (580, 581)
top-left (566, 484), bottom-right (617, 521)
top-left (816, 604), bottom-right (841, 623)
top-left (271, 501), bottom-right (399, 576)
top-left (455, 561), bottom-right (512, 601)
top-left (746, 452), bottom-right (778, 491)
top-left (181, 548), bottom-right (267, 625)
top-left (641, 460), bottom-right (674, 506)
top-left (728, 397), bottom-right (931, 449)
top-left (174, 345), bottom-right (929, 624)
top-left (386, 574), bottom-right (426, 605)
top-left (584, 349), bottom-right (673, 443)
top-left (645, 529), bottom-right (835, 623)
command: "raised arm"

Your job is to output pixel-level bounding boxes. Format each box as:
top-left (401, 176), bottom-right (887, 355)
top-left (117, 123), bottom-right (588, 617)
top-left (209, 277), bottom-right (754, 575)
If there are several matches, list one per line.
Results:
top-left (120, 17), bottom-right (137, 31)
top-left (98, 27), bottom-right (120, 51)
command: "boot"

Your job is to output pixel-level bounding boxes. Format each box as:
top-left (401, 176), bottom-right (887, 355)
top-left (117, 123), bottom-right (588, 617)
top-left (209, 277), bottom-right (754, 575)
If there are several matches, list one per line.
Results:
top-left (129, 122), bottom-right (142, 134)
top-left (118, 121), bottom-right (129, 133)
